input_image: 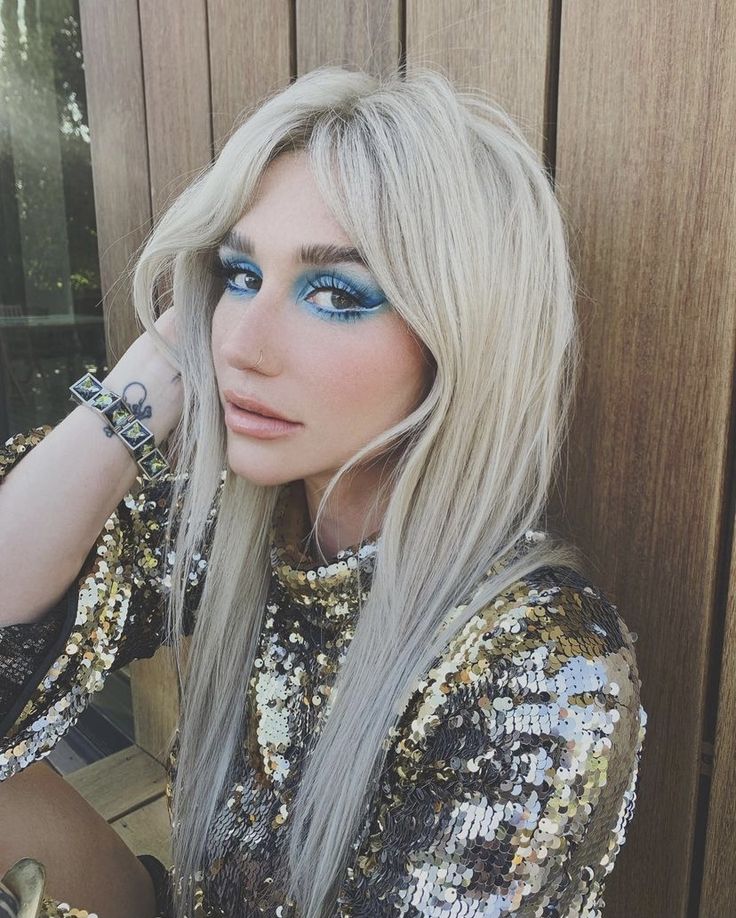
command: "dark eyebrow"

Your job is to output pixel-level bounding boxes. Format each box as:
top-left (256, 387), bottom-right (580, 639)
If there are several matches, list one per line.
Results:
top-left (218, 230), bottom-right (369, 270)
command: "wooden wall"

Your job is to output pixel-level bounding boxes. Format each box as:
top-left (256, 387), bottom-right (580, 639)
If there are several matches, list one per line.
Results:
top-left (77, 2), bottom-right (736, 916)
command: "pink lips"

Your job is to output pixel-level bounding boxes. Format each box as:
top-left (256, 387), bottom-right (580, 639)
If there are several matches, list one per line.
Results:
top-left (223, 400), bottom-right (303, 439)
top-left (222, 388), bottom-right (296, 422)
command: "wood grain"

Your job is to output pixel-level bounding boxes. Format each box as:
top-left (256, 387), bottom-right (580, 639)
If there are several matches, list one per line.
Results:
top-left (79, 0), bottom-right (151, 362)
top-left (65, 745), bottom-right (168, 823)
top-left (208, 0), bottom-right (293, 154)
top-left (296, 0), bottom-right (401, 78)
top-left (139, 0), bottom-right (213, 219)
top-left (704, 514), bottom-right (736, 916)
top-left (406, 0), bottom-right (553, 156)
top-left (555, 3), bottom-right (736, 916)
top-left (111, 795), bottom-right (173, 868)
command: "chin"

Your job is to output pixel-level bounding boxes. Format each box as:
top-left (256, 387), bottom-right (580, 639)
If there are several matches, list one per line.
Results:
top-left (225, 449), bottom-right (297, 488)
top-left (226, 462), bottom-right (291, 489)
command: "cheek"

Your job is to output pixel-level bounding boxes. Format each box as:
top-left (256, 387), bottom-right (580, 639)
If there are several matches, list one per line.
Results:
top-left (210, 299), bottom-right (229, 355)
top-left (311, 318), bottom-right (429, 433)
top-left (210, 299), bottom-right (243, 381)
top-left (210, 305), bottom-right (223, 365)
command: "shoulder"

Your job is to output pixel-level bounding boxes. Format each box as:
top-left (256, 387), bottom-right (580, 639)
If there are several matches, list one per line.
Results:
top-left (437, 562), bottom-right (641, 698)
top-left (391, 561), bottom-right (647, 769)
top-left (345, 568), bottom-right (647, 913)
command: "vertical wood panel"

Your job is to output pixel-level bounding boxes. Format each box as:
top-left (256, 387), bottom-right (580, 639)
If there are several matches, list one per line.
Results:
top-left (78, 0), bottom-right (151, 363)
top-left (295, 0), bottom-right (401, 78)
top-left (406, 0), bottom-right (553, 156)
top-left (556, 3), bottom-right (736, 916)
top-left (131, 0), bottom-right (214, 764)
top-left (139, 0), bottom-right (213, 219)
top-left (703, 523), bottom-right (736, 915)
top-left (207, 0), bottom-right (292, 154)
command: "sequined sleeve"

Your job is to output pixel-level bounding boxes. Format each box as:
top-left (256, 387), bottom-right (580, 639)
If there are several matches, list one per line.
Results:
top-left (337, 566), bottom-right (647, 917)
top-left (0, 425), bottom-right (208, 783)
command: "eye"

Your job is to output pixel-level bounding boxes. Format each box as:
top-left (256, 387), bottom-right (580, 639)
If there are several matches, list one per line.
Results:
top-left (302, 273), bottom-right (386, 323)
top-left (304, 281), bottom-right (362, 313)
top-left (213, 258), bottom-right (261, 293)
top-left (213, 255), bottom-right (388, 323)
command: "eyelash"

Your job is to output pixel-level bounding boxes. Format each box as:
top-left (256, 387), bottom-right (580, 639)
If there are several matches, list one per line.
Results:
top-left (213, 258), bottom-right (382, 323)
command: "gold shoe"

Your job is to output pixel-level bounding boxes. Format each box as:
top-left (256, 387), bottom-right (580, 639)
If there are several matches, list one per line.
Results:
top-left (0, 859), bottom-right (45, 918)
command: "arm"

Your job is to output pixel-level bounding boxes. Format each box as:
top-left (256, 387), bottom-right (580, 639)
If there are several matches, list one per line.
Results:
top-left (0, 315), bottom-right (183, 628)
top-left (337, 567), bottom-right (647, 916)
top-left (0, 425), bottom-right (217, 783)
top-left (0, 425), bottom-right (212, 916)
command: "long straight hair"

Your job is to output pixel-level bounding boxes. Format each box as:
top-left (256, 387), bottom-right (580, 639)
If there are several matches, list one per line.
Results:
top-left (129, 64), bottom-right (589, 918)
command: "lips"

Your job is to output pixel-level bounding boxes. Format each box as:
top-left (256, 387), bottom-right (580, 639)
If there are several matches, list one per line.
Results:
top-left (223, 401), bottom-right (302, 439)
top-left (222, 388), bottom-right (296, 423)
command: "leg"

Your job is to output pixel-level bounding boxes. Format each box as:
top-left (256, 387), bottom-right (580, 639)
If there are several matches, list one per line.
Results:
top-left (0, 761), bottom-right (158, 918)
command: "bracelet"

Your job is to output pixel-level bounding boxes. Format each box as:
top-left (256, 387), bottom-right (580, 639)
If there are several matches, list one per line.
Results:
top-left (68, 371), bottom-right (171, 482)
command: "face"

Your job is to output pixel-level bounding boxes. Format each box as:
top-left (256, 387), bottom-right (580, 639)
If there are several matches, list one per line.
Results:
top-left (210, 150), bottom-right (433, 493)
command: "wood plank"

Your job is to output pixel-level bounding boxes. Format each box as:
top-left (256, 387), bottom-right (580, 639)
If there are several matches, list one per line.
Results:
top-left (208, 0), bottom-right (292, 155)
top-left (65, 744), bottom-right (168, 823)
top-left (407, 0), bottom-right (552, 156)
top-left (111, 795), bottom-right (172, 868)
top-left (555, 3), bottom-right (736, 916)
top-left (78, 0), bottom-right (152, 362)
top-left (702, 441), bottom-right (736, 914)
top-left (129, 647), bottom-right (181, 766)
top-left (296, 0), bottom-right (401, 79)
top-left (139, 0), bottom-right (213, 218)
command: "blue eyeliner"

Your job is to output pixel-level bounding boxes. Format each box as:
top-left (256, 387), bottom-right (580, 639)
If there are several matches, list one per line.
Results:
top-left (213, 251), bottom-right (388, 323)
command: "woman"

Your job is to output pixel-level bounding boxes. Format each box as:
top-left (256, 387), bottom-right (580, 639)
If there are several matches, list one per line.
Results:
top-left (0, 65), bottom-right (647, 917)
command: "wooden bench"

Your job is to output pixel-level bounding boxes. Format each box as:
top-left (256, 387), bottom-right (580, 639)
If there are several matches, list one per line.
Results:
top-left (64, 744), bottom-right (172, 867)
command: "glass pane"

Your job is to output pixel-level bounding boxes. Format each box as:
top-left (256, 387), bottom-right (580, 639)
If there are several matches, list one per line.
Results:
top-left (0, 0), bottom-right (134, 767)
top-left (0, 0), bottom-right (108, 441)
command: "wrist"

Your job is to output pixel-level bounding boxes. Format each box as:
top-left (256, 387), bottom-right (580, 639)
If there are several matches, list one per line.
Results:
top-left (102, 346), bottom-right (183, 445)
top-left (69, 369), bottom-right (174, 481)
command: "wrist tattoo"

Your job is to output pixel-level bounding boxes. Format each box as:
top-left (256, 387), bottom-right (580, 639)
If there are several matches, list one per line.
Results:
top-left (102, 380), bottom-right (153, 438)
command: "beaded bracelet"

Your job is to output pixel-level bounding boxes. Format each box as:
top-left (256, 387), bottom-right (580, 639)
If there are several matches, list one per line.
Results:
top-left (68, 371), bottom-right (171, 481)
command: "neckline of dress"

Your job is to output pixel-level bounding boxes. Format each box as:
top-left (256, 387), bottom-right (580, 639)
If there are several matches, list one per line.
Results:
top-left (268, 481), bottom-right (379, 627)
top-left (267, 480), bottom-right (548, 630)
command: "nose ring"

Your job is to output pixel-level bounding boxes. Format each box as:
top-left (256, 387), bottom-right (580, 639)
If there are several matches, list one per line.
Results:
top-left (253, 349), bottom-right (264, 369)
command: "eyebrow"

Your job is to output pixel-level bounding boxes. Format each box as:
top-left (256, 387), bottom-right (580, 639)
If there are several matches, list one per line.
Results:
top-left (218, 230), bottom-right (369, 270)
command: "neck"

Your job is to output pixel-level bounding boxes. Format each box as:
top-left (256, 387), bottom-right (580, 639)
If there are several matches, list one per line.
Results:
top-left (300, 456), bottom-right (397, 561)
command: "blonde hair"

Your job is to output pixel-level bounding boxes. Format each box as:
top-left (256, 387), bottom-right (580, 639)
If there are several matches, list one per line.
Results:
top-left (130, 63), bottom-right (588, 918)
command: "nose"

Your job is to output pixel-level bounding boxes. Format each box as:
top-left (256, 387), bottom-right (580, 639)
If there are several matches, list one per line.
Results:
top-left (219, 290), bottom-right (282, 373)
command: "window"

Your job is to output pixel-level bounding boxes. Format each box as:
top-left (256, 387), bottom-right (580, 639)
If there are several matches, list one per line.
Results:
top-left (0, 0), bottom-right (107, 442)
top-left (1, 0), bottom-right (133, 768)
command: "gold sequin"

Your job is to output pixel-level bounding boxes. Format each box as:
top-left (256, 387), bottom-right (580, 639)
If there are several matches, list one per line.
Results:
top-left (1, 428), bottom-right (647, 917)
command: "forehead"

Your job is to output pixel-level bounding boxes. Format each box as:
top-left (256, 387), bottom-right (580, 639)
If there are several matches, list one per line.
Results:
top-left (240, 151), bottom-right (338, 226)
top-left (222, 153), bottom-right (366, 267)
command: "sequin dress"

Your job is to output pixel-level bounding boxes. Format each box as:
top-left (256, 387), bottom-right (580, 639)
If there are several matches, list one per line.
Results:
top-left (0, 426), bottom-right (647, 918)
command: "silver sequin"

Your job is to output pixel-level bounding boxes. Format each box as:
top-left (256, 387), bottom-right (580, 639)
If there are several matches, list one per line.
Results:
top-left (0, 427), bottom-right (647, 917)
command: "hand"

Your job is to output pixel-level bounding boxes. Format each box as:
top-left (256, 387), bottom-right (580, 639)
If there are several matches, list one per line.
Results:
top-left (151, 307), bottom-right (179, 351)
top-left (0, 858), bottom-right (45, 918)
